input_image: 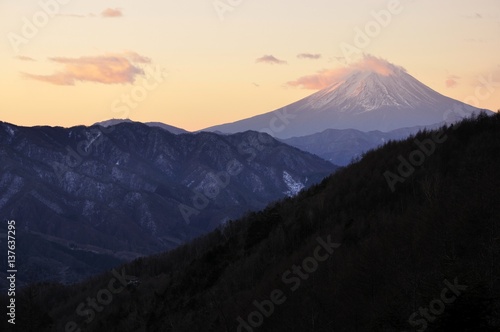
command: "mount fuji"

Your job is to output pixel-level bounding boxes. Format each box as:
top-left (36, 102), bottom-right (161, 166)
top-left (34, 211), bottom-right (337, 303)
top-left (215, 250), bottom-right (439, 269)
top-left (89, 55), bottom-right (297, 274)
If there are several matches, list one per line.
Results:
top-left (204, 57), bottom-right (492, 139)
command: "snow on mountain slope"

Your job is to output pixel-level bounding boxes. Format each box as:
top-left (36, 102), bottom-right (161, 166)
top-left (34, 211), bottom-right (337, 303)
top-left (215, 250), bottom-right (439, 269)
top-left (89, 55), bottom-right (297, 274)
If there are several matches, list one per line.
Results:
top-left (283, 171), bottom-right (305, 196)
top-left (0, 120), bottom-right (337, 284)
top-left (204, 56), bottom-right (492, 138)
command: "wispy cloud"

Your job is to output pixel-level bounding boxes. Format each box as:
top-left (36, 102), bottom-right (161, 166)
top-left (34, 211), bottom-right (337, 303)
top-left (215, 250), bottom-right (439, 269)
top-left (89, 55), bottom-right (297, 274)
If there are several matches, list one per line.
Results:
top-left (23, 52), bottom-right (150, 86)
top-left (57, 8), bottom-right (124, 18)
top-left (445, 75), bottom-right (460, 88)
top-left (57, 13), bottom-right (87, 18)
top-left (286, 68), bottom-right (346, 90)
top-left (15, 55), bottom-right (35, 61)
top-left (120, 51), bottom-right (151, 63)
top-left (255, 55), bottom-right (287, 65)
top-left (101, 8), bottom-right (123, 18)
top-left (462, 12), bottom-right (498, 20)
top-left (287, 55), bottom-right (405, 90)
top-left (297, 53), bottom-right (322, 60)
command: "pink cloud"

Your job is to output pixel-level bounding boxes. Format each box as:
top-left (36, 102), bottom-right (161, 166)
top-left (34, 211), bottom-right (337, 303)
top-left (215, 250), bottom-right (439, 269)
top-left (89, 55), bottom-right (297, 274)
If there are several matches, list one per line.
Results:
top-left (121, 51), bottom-right (151, 64)
top-left (445, 75), bottom-right (460, 88)
top-left (23, 52), bottom-right (150, 86)
top-left (256, 55), bottom-right (287, 65)
top-left (101, 8), bottom-right (123, 18)
top-left (287, 55), bottom-right (406, 90)
top-left (286, 68), bottom-right (349, 90)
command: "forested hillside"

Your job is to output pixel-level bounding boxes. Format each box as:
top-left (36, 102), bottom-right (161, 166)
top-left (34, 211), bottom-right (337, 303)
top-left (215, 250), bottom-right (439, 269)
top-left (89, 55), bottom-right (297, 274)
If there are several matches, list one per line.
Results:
top-left (3, 113), bottom-right (500, 332)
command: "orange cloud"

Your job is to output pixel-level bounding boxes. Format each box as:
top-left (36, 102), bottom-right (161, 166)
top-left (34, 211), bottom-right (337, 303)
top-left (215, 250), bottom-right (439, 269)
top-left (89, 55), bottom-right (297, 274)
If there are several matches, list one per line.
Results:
top-left (256, 55), bottom-right (287, 65)
top-left (287, 55), bottom-right (405, 89)
top-left (23, 52), bottom-right (150, 86)
top-left (101, 8), bottom-right (123, 18)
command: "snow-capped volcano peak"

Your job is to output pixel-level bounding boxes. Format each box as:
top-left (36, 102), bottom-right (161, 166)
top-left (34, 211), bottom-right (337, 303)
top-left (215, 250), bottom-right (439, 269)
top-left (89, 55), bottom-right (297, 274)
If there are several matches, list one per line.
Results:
top-left (307, 67), bottom-right (443, 113)
top-left (204, 56), bottom-right (492, 138)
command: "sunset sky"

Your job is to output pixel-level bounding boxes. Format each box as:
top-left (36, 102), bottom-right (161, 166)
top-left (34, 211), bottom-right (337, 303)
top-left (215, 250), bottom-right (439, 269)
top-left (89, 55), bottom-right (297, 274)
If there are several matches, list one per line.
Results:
top-left (1, 0), bottom-right (499, 131)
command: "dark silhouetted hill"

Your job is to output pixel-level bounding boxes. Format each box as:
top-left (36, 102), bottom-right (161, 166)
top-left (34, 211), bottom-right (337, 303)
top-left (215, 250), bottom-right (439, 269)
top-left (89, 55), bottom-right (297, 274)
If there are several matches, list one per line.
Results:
top-left (3, 113), bottom-right (499, 331)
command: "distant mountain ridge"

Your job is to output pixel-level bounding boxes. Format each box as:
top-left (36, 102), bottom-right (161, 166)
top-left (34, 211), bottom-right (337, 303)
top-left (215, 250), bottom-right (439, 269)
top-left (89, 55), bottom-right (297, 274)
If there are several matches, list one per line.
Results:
top-left (94, 119), bottom-right (189, 134)
top-left (0, 121), bottom-right (336, 285)
top-left (282, 123), bottom-right (444, 166)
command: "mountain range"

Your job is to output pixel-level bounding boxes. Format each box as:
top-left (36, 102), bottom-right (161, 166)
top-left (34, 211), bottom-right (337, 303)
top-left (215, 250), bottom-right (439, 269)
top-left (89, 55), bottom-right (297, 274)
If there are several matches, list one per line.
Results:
top-left (6, 113), bottom-right (499, 332)
top-left (0, 121), bottom-right (335, 286)
top-left (0, 57), bottom-right (495, 287)
top-left (281, 123), bottom-right (443, 165)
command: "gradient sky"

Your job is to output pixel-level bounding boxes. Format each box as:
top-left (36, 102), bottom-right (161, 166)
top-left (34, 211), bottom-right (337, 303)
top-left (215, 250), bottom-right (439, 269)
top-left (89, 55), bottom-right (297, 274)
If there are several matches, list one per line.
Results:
top-left (1, 0), bottom-right (499, 131)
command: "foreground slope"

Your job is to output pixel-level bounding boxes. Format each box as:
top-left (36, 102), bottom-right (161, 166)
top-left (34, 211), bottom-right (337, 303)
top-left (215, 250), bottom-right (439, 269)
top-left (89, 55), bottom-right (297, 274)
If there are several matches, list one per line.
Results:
top-left (4, 113), bottom-right (500, 331)
top-left (0, 121), bottom-right (335, 286)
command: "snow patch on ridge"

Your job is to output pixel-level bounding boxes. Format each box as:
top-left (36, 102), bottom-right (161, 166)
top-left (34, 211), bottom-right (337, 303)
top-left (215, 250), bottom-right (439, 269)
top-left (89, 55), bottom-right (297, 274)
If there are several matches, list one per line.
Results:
top-left (0, 176), bottom-right (24, 210)
top-left (5, 125), bottom-right (15, 137)
top-left (283, 171), bottom-right (304, 196)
